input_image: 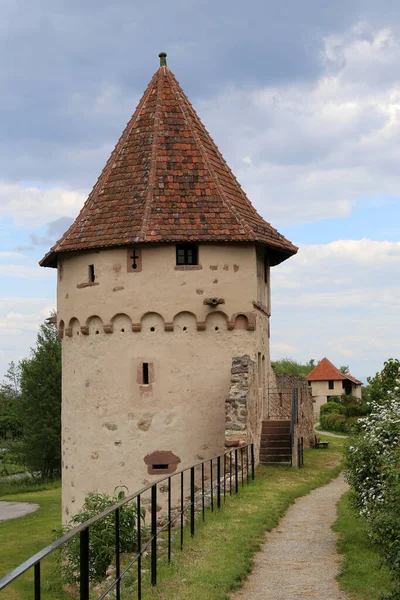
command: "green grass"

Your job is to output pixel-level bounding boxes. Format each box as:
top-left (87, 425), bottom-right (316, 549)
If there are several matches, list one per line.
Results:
top-left (315, 424), bottom-right (348, 436)
top-left (0, 476), bottom-right (61, 497)
top-left (0, 483), bottom-right (70, 600)
top-left (1, 436), bottom-right (344, 600)
top-left (333, 492), bottom-right (396, 600)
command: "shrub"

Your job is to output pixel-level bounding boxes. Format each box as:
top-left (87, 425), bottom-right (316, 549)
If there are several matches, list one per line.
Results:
top-left (320, 402), bottom-right (344, 416)
top-left (343, 416), bottom-right (359, 432)
top-left (320, 413), bottom-right (347, 432)
top-left (345, 362), bottom-right (400, 589)
top-left (59, 488), bottom-right (148, 584)
top-left (327, 395), bottom-right (341, 403)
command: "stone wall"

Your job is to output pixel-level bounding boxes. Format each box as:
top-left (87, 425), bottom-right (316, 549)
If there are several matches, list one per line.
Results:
top-left (225, 355), bottom-right (263, 461)
top-left (268, 368), bottom-right (315, 449)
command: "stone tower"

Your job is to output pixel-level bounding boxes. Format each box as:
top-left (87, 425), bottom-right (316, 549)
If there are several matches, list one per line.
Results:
top-left (41, 53), bottom-right (297, 520)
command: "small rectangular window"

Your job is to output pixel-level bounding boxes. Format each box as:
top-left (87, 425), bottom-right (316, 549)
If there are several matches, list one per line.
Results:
top-left (328, 380), bottom-right (334, 390)
top-left (176, 243), bottom-right (198, 265)
top-left (88, 264), bottom-right (95, 283)
top-left (143, 363), bottom-right (149, 385)
top-left (152, 464), bottom-right (168, 470)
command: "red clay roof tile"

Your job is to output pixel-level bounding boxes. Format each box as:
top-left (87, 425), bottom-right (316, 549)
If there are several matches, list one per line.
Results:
top-left (307, 357), bottom-right (362, 385)
top-left (40, 59), bottom-right (297, 268)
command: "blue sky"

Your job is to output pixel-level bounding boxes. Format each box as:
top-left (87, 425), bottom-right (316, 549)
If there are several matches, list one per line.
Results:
top-left (1, 0), bottom-right (400, 381)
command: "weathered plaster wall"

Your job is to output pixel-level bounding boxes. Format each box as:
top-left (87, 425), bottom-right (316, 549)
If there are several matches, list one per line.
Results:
top-left (58, 243), bottom-right (271, 520)
top-left (58, 244), bottom-right (258, 326)
top-left (310, 379), bottom-right (362, 418)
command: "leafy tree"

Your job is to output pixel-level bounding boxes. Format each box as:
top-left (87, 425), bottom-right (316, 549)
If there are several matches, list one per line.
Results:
top-left (0, 362), bottom-right (23, 440)
top-left (339, 365), bottom-right (350, 374)
top-left (272, 358), bottom-right (315, 378)
top-left (366, 358), bottom-right (400, 405)
top-left (15, 317), bottom-right (61, 478)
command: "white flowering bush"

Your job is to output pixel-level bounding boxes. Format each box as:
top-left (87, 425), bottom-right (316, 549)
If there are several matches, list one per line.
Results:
top-left (345, 361), bottom-right (400, 594)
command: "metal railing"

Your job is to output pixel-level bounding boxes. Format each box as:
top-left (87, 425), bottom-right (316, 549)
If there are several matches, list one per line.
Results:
top-left (0, 444), bottom-right (255, 599)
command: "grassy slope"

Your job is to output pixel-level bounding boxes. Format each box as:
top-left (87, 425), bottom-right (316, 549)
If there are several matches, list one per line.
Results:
top-left (334, 493), bottom-right (395, 600)
top-left (0, 484), bottom-right (70, 600)
top-left (1, 436), bottom-right (343, 600)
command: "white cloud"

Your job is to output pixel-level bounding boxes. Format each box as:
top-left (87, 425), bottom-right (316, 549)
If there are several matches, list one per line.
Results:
top-left (0, 298), bottom-right (55, 379)
top-left (197, 22), bottom-right (400, 225)
top-left (0, 182), bottom-right (87, 227)
top-left (0, 251), bottom-right (27, 260)
top-left (271, 239), bottom-right (400, 378)
top-left (0, 264), bottom-right (52, 279)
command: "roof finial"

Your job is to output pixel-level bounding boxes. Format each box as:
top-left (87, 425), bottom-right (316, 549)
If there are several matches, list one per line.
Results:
top-left (158, 51), bottom-right (167, 67)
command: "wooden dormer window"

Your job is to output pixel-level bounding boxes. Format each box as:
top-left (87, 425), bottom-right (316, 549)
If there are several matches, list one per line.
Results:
top-left (176, 243), bottom-right (198, 266)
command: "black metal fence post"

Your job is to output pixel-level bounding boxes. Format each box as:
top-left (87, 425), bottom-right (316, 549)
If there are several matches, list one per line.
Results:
top-left (190, 467), bottom-right (195, 536)
top-left (229, 452), bottom-right (233, 495)
top-left (246, 445), bottom-right (249, 484)
top-left (180, 472), bottom-right (184, 550)
top-left (201, 462), bottom-right (205, 520)
top-left (151, 485), bottom-right (157, 587)
top-left (234, 449), bottom-right (239, 493)
top-left (34, 562), bottom-right (40, 600)
top-left (79, 528), bottom-right (89, 600)
top-left (137, 494), bottom-right (142, 600)
top-left (210, 460), bottom-right (214, 512)
top-left (301, 437), bottom-right (304, 467)
top-left (297, 438), bottom-right (301, 468)
top-left (251, 443), bottom-right (255, 480)
top-left (115, 508), bottom-right (121, 600)
top-left (223, 453), bottom-right (226, 500)
top-left (217, 456), bottom-right (221, 508)
top-left (241, 447), bottom-right (244, 487)
top-left (167, 477), bottom-right (172, 563)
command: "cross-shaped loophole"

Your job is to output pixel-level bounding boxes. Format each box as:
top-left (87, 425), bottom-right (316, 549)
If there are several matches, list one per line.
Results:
top-left (130, 249), bottom-right (140, 269)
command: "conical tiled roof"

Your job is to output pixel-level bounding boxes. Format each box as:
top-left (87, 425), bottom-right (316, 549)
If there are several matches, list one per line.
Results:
top-left (41, 55), bottom-right (297, 268)
top-left (307, 358), bottom-right (362, 385)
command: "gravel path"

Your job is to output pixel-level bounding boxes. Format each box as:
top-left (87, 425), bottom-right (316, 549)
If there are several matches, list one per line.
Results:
top-left (231, 474), bottom-right (349, 600)
top-left (0, 501), bottom-right (39, 521)
top-left (315, 423), bottom-right (348, 439)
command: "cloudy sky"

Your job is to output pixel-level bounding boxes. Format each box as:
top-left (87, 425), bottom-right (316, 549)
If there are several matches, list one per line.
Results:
top-left (1, 0), bottom-right (400, 382)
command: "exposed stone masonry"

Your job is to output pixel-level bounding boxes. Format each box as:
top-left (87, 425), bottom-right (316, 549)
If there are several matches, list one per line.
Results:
top-left (225, 355), bottom-right (263, 461)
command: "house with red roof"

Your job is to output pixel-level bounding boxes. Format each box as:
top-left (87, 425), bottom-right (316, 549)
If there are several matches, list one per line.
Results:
top-left (307, 358), bottom-right (362, 417)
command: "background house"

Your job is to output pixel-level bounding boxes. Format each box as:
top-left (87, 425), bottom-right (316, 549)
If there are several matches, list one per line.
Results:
top-left (307, 357), bottom-right (362, 418)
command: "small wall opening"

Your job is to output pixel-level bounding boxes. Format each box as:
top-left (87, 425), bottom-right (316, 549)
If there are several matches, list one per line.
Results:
top-left (143, 363), bottom-right (149, 385)
top-left (88, 264), bottom-right (95, 283)
top-left (152, 464), bottom-right (168, 470)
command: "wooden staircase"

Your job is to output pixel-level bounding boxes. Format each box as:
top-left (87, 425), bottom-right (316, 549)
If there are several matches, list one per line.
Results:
top-left (259, 420), bottom-right (292, 465)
